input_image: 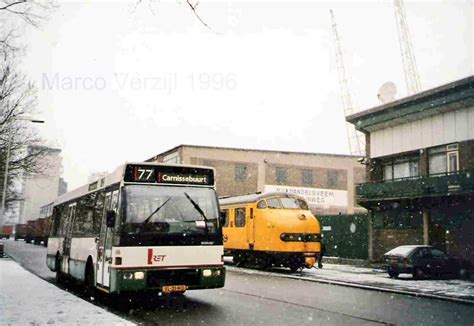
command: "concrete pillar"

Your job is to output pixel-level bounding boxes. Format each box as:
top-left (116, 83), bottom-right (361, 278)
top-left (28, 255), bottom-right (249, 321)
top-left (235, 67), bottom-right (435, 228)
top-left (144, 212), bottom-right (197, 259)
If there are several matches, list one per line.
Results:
top-left (419, 148), bottom-right (429, 177)
top-left (368, 211), bottom-right (374, 261)
top-left (423, 209), bottom-right (430, 245)
top-left (257, 161), bottom-right (266, 192)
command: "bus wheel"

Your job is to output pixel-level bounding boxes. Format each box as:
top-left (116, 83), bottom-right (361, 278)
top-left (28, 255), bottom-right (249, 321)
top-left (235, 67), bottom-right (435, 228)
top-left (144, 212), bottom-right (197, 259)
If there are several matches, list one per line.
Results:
top-left (84, 262), bottom-right (96, 299)
top-left (55, 256), bottom-right (64, 284)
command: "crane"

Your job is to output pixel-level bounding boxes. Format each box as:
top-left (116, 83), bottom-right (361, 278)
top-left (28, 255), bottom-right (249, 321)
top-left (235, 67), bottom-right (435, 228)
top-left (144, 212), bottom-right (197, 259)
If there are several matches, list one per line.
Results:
top-left (393, 0), bottom-right (422, 95)
top-left (330, 9), bottom-right (365, 157)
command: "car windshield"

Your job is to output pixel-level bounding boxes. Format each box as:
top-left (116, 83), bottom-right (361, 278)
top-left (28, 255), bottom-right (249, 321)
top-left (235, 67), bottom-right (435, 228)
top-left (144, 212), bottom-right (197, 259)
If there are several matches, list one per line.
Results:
top-left (122, 185), bottom-right (219, 235)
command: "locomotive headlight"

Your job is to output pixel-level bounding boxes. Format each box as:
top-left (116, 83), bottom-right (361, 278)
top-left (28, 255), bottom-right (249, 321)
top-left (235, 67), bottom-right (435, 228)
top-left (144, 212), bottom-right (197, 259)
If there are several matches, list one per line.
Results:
top-left (123, 272), bottom-right (133, 280)
top-left (203, 269), bottom-right (212, 277)
top-left (134, 272), bottom-right (145, 280)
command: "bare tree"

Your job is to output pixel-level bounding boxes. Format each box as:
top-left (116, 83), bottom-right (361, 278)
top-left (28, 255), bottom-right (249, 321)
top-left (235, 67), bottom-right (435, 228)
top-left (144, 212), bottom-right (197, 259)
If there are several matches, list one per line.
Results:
top-left (0, 0), bottom-right (55, 216)
top-left (135, 0), bottom-right (217, 33)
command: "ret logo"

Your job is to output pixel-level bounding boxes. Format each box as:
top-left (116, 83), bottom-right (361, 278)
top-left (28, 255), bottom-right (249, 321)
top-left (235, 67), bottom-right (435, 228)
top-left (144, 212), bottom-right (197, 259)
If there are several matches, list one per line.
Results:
top-left (147, 248), bottom-right (166, 265)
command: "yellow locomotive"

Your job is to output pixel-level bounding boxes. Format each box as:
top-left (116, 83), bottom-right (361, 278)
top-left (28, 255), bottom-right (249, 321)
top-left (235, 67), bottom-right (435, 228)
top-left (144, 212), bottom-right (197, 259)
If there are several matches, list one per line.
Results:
top-left (219, 192), bottom-right (321, 272)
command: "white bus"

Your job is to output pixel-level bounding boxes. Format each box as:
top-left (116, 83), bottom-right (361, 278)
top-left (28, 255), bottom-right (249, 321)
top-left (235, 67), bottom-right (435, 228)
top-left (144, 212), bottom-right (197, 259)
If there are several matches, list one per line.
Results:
top-left (47, 162), bottom-right (225, 295)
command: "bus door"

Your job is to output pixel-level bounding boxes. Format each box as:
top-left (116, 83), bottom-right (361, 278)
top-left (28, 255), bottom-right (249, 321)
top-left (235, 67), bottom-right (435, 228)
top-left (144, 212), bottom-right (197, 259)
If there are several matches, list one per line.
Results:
top-left (247, 207), bottom-right (255, 249)
top-left (62, 203), bottom-right (77, 273)
top-left (97, 190), bottom-right (118, 288)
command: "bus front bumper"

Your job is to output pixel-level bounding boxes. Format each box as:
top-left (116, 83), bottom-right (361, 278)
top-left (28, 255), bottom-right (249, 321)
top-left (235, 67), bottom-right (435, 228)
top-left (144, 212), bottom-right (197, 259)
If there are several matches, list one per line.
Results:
top-left (110, 266), bottom-right (226, 293)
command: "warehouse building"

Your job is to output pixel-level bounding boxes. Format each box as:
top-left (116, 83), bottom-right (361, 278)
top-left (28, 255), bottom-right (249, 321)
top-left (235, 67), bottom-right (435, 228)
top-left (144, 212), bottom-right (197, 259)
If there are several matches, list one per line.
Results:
top-left (148, 145), bottom-right (366, 216)
top-left (347, 76), bottom-right (474, 263)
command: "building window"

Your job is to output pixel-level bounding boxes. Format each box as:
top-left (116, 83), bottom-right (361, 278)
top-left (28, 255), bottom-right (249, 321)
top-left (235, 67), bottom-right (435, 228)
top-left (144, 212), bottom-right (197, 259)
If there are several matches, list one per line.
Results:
top-left (235, 164), bottom-right (247, 181)
top-left (275, 167), bottom-right (287, 184)
top-left (302, 170), bottom-right (313, 186)
top-left (234, 207), bottom-right (246, 227)
top-left (429, 144), bottom-right (458, 175)
top-left (447, 151), bottom-right (459, 173)
top-left (383, 156), bottom-right (419, 181)
top-left (327, 171), bottom-right (338, 188)
top-left (383, 164), bottom-right (393, 181)
top-left (203, 160), bottom-right (214, 167)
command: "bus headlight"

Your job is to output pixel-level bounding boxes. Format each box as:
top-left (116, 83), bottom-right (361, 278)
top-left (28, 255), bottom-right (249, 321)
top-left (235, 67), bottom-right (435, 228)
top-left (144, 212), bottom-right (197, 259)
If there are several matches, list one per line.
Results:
top-left (203, 269), bottom-right (212, 277)
top-left (134, 272), bottom-right (145, 280)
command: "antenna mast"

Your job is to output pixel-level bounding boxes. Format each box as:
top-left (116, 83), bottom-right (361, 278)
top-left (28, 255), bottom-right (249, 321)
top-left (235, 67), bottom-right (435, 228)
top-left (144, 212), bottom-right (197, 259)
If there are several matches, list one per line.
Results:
top-left (330, 9), bottom-right (365, 156)
top-left (393, 0), bottom-right (421, 95)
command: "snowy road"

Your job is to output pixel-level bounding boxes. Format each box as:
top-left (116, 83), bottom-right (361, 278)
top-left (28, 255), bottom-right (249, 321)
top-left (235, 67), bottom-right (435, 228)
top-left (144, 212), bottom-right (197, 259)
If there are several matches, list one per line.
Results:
top-left (223, 258), bottom-right (474, 303)
top-left (3, 240), bottom-right (474, 326)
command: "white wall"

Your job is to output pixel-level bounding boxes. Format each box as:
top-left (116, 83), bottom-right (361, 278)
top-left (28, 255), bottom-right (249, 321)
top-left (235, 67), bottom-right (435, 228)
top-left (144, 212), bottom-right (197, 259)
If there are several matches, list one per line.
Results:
top-left (371, 106), bottom-right (474, 158)
top-left (19, 152), bottom-right (62, 223)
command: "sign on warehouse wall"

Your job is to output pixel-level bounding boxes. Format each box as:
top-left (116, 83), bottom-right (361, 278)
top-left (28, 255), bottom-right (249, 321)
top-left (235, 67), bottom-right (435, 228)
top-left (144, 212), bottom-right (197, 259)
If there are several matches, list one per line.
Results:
top-left (264, 185), bottom-right (348, 208)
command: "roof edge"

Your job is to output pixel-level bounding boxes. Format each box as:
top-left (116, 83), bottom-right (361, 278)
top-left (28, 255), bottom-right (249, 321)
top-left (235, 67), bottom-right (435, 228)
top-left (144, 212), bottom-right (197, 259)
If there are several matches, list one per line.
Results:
top-left (148, 144), bottom-right (361, 161)
top-left (346, 75), bottom-right (474, 123)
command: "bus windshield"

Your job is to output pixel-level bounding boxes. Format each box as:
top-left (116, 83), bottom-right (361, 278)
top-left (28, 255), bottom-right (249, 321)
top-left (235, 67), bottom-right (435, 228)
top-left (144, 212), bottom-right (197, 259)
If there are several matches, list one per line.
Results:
top-left (122, 185), bottom-right (219, 236)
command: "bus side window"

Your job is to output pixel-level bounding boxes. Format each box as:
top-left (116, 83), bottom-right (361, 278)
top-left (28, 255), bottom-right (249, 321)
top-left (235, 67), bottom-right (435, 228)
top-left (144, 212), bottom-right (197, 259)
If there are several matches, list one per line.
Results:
top-left (257, 200), bottom-right (267, 209)
top-left (222, 209), bottom-right (229, 227)
top-left (74, 194), bottom-right (93, 237)
top-left (235, 207), bottom-right (246, 227)
top-left (93, 191), bottom-right (105, 234)
top-left (51, 207), bottom-right (61, 236)
top-left (58, 205), bottom-right (68, 237)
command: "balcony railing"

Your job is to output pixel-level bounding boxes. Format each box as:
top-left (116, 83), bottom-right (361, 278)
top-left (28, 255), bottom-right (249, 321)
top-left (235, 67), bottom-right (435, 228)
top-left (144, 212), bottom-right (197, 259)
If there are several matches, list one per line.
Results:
top-left (356, 171), bottom-right (474, 202)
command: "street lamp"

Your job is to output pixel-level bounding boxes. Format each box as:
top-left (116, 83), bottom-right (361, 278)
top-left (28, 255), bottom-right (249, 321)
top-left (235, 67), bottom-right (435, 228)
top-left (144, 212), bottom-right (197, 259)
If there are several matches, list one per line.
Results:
top-left (0, 118), bottom-right (45, 226)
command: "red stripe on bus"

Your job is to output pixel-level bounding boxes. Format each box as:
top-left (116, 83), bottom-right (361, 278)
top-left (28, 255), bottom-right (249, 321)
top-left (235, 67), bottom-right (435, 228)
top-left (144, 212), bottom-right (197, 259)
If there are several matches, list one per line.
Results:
top-left (111, 263), bottom-right (224, 270)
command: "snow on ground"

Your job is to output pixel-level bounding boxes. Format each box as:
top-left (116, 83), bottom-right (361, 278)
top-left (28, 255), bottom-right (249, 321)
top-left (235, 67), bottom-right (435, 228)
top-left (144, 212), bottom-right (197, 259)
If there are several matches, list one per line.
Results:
top-left (302, 263), bottom-right (474, 300)
top-left (224, 257), bottom-right (474, 302)
top-left (0, 259), bottom-right (134, 326)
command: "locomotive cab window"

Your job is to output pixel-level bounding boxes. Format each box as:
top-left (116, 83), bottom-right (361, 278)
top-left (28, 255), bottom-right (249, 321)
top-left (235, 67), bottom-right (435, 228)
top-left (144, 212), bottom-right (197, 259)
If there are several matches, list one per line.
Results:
top-left (257, 200), bottom-right (267, 209)
top-left (267, 198), bottom-right (282, 209)
top-left (297, 199), bottom-right (309, 210)
top-left (280, 197), bottom-right (299, 209)
top-left (235, 207), bottom-right (246, 227)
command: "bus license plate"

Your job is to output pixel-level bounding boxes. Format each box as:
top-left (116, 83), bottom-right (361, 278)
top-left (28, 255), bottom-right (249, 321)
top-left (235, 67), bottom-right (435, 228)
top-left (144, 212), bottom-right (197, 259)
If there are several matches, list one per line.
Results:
top-left (162, 285), bottom-right (188, 293)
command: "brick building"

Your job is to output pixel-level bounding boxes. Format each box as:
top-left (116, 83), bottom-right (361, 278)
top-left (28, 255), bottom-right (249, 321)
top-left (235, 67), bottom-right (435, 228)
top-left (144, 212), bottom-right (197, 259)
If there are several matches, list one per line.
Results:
top-left (347, 76), bottom-right (474, 263)
top-left (148, 145), bottom-right (366, 216)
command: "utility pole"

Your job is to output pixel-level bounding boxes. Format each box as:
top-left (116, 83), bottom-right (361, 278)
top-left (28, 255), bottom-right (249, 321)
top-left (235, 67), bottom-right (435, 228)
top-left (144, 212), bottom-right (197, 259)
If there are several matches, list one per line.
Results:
top-left (330, 9), bottom-right (365, 157)
top-left (393, 0), bottom-right (422, 95)
top-left (0, 139), bottom-right (11, 226)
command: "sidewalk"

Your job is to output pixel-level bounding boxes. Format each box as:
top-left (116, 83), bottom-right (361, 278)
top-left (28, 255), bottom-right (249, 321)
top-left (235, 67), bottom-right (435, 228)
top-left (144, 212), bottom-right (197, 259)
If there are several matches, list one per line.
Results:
top-left (0, 258), bottom-right (134, 325)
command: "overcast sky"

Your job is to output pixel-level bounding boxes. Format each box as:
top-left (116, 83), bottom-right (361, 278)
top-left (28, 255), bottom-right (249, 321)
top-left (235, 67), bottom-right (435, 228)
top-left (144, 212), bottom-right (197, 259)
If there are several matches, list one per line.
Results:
top-left (19, 0), bottom-right (472, 189)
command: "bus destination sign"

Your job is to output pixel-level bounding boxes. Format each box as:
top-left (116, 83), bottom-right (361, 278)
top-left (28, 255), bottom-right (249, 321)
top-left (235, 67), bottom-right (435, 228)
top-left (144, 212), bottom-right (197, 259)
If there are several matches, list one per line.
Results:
top-left (157, 172), bottom-right (208, 185)
top-left (124, 164), bottom-right (214, 186)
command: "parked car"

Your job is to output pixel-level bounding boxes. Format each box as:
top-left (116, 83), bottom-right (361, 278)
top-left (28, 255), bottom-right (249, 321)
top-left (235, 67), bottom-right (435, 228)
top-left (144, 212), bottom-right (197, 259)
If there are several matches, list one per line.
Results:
top-left (383, 245), bottom-right (471, 280)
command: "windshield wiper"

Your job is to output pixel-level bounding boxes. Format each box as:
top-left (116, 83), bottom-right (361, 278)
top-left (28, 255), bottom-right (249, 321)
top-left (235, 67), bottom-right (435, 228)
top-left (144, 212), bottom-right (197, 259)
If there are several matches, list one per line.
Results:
top-left (183, 192), bottom-right (210, 236)
top-left (140, 197), bottom-right (171, 228)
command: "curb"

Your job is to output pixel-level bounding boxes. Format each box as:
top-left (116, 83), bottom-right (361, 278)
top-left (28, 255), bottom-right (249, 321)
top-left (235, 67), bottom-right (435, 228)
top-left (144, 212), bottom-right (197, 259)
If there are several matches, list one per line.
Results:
top-left (226, 266), bottom-right (474, 305)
